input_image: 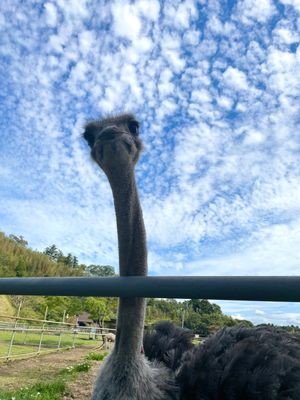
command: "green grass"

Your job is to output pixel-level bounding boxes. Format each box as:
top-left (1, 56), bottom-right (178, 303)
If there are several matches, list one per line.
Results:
top-left (86, 351), bottom-right (108, 361)
top-left (58, 361), bottom-right (91, 377)
top-left (0, 361), bottom-right (93, 400)
top-left (0, 295), bottom-right (15, 316)
top-left (0, 380), bottom-right (66, 400)
top-left (0, 331), bottom-right (101, 358)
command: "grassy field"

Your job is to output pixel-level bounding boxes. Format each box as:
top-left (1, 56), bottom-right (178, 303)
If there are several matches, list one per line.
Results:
top-left (0, 345), bottom-right (109, 399)
top-left (0, 359), bottom-right (93, 399)
top-left (0, 330), bottom-right (103, 359)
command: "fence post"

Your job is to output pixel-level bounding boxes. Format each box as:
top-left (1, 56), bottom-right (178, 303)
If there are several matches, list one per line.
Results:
top-left (37, 306), bottom-right (48, 354)
top-left (6, 301), bottom-right (22, 361)
top-left (22, 323), bottom-right (29, 344)
top-left (57, 310), bottom-right (66, 349)
top-left (72, 318), bottom-right (78, 348)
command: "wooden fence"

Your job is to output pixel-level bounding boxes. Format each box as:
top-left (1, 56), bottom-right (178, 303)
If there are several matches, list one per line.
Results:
top-left (0, 301), bottom-right (116, 361)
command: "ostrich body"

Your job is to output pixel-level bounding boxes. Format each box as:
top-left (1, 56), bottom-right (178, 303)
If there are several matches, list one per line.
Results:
top-left (84, 114), bottom-right (300, 400)
top-left (144, 321), bottom-right (300, 399)
top-left (84, 114), bottom-right (178, 400)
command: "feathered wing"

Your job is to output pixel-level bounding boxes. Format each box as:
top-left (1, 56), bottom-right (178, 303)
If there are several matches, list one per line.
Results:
top-left (145, 323), bottom-right (300, 400)
top-left (144, 321), bottom-right (194, 371)
top-left (177, 326), bottom-right (300, 400)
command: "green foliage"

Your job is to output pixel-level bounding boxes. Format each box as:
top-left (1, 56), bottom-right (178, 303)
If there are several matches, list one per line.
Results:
top-left (84, 297), bottom-right (118, 325)
top-left (0, 231), bottom-right (117, 322)
top-left (0, 232), bottom-right (84, 278)
top-left (43, 245), bottom-right (80, 270)
top-left (0, 361), bottom-right (92, 399)
top-left (86, 351), bottom-right (108, 361)
top-left (145, 298), bottom-right (254, 335)
top-left (87, 264), bottom-right (116, 276)
top-left (9, 234), bottom-right (28, 248)
top-left (189, 299), bottom-right (222, 315)
top-left (146, 298), bottom-right (183, 325)
top-left (59, 362), bottom-right (91, 377)
top-left (0, 381), bottom-right (65, 400)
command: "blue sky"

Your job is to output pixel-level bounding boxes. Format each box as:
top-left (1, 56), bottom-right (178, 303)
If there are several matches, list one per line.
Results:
top-left (0, 0), bottom-right (300, 326)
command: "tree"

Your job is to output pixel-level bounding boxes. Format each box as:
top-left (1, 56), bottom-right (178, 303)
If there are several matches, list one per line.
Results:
top-left (9, 235), bottom-right (28, 248)
top-left (189, 299), bottom-right (221, 315)
top-left (43, 245), bottom-right (63, 262)
top-left (185, 312), bottom-right (209, 336)
top-left (84, 297), bottom-right (118, 327)
top-left (87, 265), bottom-right (116, 277)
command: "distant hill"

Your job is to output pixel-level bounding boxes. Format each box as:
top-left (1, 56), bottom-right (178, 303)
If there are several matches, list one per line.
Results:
top-left (0, 231), bottom-right (117, 321)
top-left (0, 232), bottom-right (85, 278)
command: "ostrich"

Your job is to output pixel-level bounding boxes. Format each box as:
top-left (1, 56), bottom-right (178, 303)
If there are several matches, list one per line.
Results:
top-left (84, 114), bottom-right (300, 400)
top-left (144, 321), bottom-right (300, 399)
top-left (84, 113), bottom-right (178, 400)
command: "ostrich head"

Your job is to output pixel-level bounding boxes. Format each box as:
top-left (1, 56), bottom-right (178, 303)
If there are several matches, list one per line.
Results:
top-left (84, 113), bottom-right (143, 177)
top-left (83, 113), bottom-right (147, 277)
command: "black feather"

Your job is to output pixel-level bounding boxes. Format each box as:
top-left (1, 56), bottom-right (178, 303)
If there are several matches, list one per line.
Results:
top-left (144, 322), bottom-right (194, 371)
top-left (145, 323), bottom-right (300, 400)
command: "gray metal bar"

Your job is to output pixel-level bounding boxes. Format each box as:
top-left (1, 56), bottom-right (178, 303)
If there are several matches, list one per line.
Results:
top-left (0, 276), bottom-right (300, 301)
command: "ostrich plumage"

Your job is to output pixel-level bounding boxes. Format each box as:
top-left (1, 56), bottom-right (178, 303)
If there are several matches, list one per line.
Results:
top-left (144, 321), bottom-right (300, 399)
top-left (84, 113), bottom-right (300, 400)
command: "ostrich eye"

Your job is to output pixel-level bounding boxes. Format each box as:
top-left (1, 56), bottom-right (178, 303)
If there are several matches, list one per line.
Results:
top-left (83, 128), bottom-right (95, 148)
top-left (128, 120), bottom-right (139, 136)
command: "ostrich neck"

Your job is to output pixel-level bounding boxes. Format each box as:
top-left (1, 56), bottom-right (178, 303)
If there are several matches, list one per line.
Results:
top-left (108, 168), bottom-right (147, 357)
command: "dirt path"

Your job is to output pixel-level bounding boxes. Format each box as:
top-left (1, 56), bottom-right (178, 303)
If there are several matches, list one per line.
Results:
top-left (63, 362), bottom-right (100, 400)
top-left (0, 346), bottom-right (104, 392)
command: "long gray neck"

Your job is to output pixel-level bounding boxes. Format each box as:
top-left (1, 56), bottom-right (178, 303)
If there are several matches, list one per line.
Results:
top-left (108, 168), bottom-right (147, 358)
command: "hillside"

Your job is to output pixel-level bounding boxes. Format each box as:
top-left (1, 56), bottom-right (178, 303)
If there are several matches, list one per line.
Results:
top-left (0, 231), bottom-right (117, 321)
top-left (0, 232), bottom-right (85, 278)
top-left (0, 295), bottom-right (15, 320)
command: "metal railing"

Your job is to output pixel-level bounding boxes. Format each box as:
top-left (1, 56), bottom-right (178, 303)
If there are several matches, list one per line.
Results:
top-left (1, 276), bottom-right (300, 301)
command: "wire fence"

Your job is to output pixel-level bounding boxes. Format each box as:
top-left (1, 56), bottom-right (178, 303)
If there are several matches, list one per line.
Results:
top-left (0, 301), bottom-right (116, 362)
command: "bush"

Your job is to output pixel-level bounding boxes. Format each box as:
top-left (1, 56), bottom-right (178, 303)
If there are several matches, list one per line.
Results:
top-left (86, 352), bottom-right (108, 361)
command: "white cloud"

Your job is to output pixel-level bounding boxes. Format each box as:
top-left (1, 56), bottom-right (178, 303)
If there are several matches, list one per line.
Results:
top-left (280, 0), bottom-right (300, 11)
top-left (236, 0), bottom-right (276, 24)
top-left (78, 31), bottom-right (96, 55)
top-left (217, 96), bottom-right (233, 110)
top-left (223, 66), bottom-right (249, 90)
top-left (275, 27), bottom-right (299, 45)
top-left (44, 2), bottom-right (58, 27)
top-left (243, 129), bottom-right (265, 145)
top-left (136, 0), bottom-right (160, 20)
top-left (230, 314), bottom-right (246, 320)
top-left (163, 1), bottom-right (197, 28)
top-left (112, 4), bottom-right (142, 40)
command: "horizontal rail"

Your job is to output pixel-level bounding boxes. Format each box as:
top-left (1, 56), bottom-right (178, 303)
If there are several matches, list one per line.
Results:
top-left (0, 314), bottom-right (75, 325)
top-left (1, 276), bottom-right (300, 301)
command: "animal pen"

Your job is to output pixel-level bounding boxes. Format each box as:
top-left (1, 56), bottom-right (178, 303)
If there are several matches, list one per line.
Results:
top-left (0, 300), bottom-right (115, 361)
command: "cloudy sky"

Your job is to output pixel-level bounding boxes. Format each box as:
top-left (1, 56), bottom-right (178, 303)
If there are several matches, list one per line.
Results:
top-left (0, 0), bottom-right (300, 326)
